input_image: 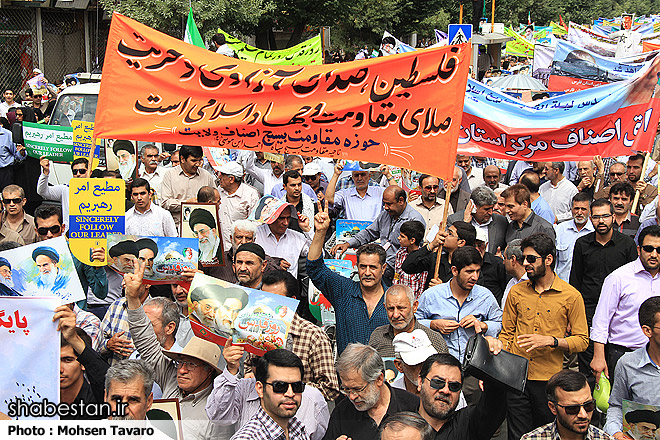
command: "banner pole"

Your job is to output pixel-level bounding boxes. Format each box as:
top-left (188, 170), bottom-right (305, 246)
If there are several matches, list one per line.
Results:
top-left (321, 28), bottom-right (325, 64)
top-left (459, 4), bottom-right (463, 24)
top-left (632, 151), bottom-right (650, 214)
top-left (433, 182), bottom-right (453, 280)
top-left (89, 136), bottom-right (97, 166)
top-left (491, 0), bottom-right (495, 32)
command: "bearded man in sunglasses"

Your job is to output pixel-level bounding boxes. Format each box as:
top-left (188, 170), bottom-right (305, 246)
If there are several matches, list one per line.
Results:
top-left (521, 370), bottom-right (611, 440)
top-left (500, 232), bottom-right (589, 440)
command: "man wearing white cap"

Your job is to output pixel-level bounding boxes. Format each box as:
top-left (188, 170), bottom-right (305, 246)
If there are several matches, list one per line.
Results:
top-left (392, 329), bottom-right (440, 394)
top-left (302, 162), bottom-right (327, 198)
top-left (218, 161), bottom-right (259, 250)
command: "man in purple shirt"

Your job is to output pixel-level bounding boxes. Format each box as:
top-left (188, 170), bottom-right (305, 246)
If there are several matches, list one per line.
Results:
top-left (590, 225), bottom-right (660, 382)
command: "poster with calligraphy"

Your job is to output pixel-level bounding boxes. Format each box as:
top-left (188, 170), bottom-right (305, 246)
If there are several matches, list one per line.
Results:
top-left (180, 203), bottom-right (224, 267)
top-left (188, 272), bottom-right (299, 356)
top-left (0, 236), bottom-right (85, 303)
top-left (0, 297), bottom-right (60, 419)
top-left (69, 178), bottom-right (126, 266)
top-left (72, 120), bottom-right (104, 169)
top-left (22, 121), bottom-right (74, 163)
top-left (217, 28), bottom-right (322, 65)
top-left (336, 220), bottom-right (372, 243)
top-left (457, 56), bottom-right (660, 161)
top-left (94, 13), bottom-right (470, 181)
top-left (106, 233), bottom-right (198, 284)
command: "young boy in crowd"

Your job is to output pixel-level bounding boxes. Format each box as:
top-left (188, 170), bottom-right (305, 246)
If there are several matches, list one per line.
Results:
top-left (394, 220), bottom-right (428, 299)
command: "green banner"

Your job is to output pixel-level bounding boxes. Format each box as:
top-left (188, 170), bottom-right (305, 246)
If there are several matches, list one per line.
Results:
top-left (22, 121), bottom-right (74, 162)
top-left (217, 29), bottom-right (322, 65)
top-left (504, 27), bottom-right (535, 58)
top-left (550, 21), bottom-right (568, 36)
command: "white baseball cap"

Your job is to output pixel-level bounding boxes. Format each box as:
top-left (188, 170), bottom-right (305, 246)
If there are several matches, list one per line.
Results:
top-left (218, 161), bottom-right (243, 178)
top-left (393, 329), bottom-right (437, 366)
top-left (302, 162), bottom-right (322, 177)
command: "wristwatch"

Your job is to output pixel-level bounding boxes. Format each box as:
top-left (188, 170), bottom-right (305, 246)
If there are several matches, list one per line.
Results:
top-left (552, 337), bottom-right (559, 348)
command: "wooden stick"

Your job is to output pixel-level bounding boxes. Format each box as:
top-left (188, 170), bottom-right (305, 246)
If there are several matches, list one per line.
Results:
top-left (459, 4), bottom-right (463, 24)
top-left (88, 136), bottom-right (97, 166)
top-left (632, 152), bottom-right (651, 214)
top-left (433, 182), bottom-right (453, 280)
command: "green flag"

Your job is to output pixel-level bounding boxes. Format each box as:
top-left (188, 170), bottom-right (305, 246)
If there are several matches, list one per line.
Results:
top-left (184, 8), bottom-right (205, 48)
top-left (217, 28), bottom-right (322, 65)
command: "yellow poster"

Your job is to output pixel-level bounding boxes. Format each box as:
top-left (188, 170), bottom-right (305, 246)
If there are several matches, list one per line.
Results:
top-left (72, 120), bottom-right (103, 169)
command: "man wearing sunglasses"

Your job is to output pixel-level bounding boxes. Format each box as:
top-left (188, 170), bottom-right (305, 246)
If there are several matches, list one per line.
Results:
top-left (412, 174), bottom-right (451, 239)
top-left (521, 370), bottom-right (611, 440)
top-left (0, 184), bottom-right (35, 244)
top-left (37, 156), bottom-right (89, 226)
top-left (591, 225), bottom-right (660, 384)
top-left (500, 232), bottom-right (589, 440)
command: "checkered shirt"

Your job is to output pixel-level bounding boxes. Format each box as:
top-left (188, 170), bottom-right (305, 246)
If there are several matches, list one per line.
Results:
top-left (74, 305), bottom-right (102, 351)
top-left (521, 421), bottom-right (614, 440)
top-left (394, 247), bottom-right (428, 300)
top-left (99, 296), bottom-right (150, 365)
top-left (231, 405), bottom-right (309, 440)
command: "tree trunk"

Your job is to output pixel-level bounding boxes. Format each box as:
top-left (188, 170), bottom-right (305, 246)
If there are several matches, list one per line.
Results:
top-left (286, 22), bottom-right (305, 47)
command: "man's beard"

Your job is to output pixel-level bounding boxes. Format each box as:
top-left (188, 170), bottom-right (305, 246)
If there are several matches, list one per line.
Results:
top-left (350, 383), bottom-right (380, 412)
top-left (199, 236), bottom-right (219, 262)
top-left (422, 390), bottom-right (456, 421)
top-left (118, 157), bottom-right (135, 180)
top-left (38, 270), bottom-right (57, 287)
top-left (194, 303), bottom-right (215, 329)
top-left (2, 276), bottom-right (14, 289)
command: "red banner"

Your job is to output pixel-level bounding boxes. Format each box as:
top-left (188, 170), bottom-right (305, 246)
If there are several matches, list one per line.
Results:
top-left (94, 14), bottom-right (471, 180)
top-left (644, 41), bottom-right (660, 53)
top-left (547, 75), bottom-right (608, 93)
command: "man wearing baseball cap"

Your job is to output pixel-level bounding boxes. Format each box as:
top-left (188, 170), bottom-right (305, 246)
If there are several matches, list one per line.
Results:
top-left (392, 329), bottom-right (439, 394)
top-left (302, 162), bottom-right (327, 198)
top-left (217, 160), bottom-right (259, 250)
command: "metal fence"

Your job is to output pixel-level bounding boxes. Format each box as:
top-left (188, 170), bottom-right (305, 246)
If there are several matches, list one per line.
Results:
top-left (0, 8), bottom-right (38, 94)
top-left (41, 9), bottom-right (86, 85)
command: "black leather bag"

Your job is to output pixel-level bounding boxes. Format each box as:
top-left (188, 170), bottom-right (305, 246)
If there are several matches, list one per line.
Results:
top-left (462, 333), bottom-right (529, 393)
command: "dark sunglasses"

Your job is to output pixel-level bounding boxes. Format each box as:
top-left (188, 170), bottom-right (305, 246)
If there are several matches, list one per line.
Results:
top-left (72, 168), bottom-right (88, 175)
top-left (303, 175), bottom-right (317, 180)
top-left (642, 245), bottom-right (660, 254)
top-left (609, 171), bottom-right (625, 176)
top-left (2, 197), bottom-right (22, 205)
top-left (554, 399), bottom-right (596, 415)
top-left (264, 380), bottom-right (305, 394)
top-left (522, 254), bottom-right (542, 264)
top-left (425, 377), bottom-right (462, 392)
top-left (37, 225), bottom-right (61, 235)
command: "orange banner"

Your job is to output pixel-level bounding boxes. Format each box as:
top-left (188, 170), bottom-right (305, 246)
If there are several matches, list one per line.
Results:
top-left (94, 13), bottom-right (470, 179)
top-left (643, 41), bottom-right (660, 53)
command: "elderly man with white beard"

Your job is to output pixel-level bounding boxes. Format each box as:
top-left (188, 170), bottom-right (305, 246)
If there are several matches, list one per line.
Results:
top-left (0, 256), bottom-right (19, 295)
top-left (113, 140), bottom-right (137, 181)
top-left (33, 245), bottom-right (67, 292)
top-left (189, 208), bottom-right (222, 265)
top-left (554, 193), bottom-right (594, 282)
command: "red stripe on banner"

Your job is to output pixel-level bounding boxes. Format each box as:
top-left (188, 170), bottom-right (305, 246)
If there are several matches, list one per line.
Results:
top-left (547, 75), bottom-right (608, 93)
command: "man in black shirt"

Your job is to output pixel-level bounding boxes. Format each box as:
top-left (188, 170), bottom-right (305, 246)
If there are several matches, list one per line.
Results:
top-left (324, 343), bottom-right (419, 440)
top-left (569, 198), bottom-right (637, 386)
top-left (418, 350), bottom-right (507, 440)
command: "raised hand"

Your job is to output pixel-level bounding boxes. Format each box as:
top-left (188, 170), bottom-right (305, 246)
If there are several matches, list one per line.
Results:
top-left (314, 200), bottom-right (331, 233)
top-left (40, 156), bottom-right (50, 175)
top-left (223, 339), bottom-right (245, 375)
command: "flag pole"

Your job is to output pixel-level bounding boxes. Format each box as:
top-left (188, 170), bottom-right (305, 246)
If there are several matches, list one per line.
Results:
top-left (632, 152), bottom-right (651, 214)
top-left (433, 182), bottom-right (453, 280)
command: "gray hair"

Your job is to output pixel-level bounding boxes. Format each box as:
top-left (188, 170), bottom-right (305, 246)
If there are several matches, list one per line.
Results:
top-left (144, 297), bottom-right (180, 335)
top-left (379, 411), bottom-right (434, 440)
top-left (284, 154), bottom-right (303, 169)
top-left (470, 186), bottom-right (497, 207)
top-left (551, 162), bottom-right (565, 173)
top-left (105, 359), bottom-right (155, 400)
top-left (503, 238), bottom-right (523, 261)
top-left (139, 143), bottom-right (159, 157)
top-left (385, 284), bottom-right (414, 306)
top-left (232, 219), bottom-right (257, 236)
top-left (336, 343), bottom-right (384, 384)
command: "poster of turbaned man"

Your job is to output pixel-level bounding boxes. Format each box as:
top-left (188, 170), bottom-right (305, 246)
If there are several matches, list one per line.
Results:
top-left (180, 202), bottom-right (225, 267)
top-left (0, 236), bottom-right (86, 303)
top-left (106, 233), bottom-right (198, 284)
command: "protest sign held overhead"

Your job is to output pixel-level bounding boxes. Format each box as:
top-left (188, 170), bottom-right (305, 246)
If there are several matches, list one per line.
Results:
top-left (72, 120), bottom-right (104, 169)
top-left (94, 13), bottom-right (471, 180)
top-left (217, 28), bottom-right (322, 65)
top-left (22, 122), bottom-right (73, 163)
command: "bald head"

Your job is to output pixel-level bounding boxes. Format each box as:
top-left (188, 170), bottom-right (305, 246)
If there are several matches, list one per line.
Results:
top-left (483, 165), bottom-right (501, 190)
top-left (382, 185), bottom-right (407, 217)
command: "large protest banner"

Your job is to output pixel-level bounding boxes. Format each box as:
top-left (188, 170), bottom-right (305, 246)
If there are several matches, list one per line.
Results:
top-left (217, 28), bottom-right (322, 65)
top-left (458, 57), bottom-right (660, 161)
top-left (0, 296), bottom-right (60, 419)
top-left (22, 122), bottom-right (73, 162)
top-left (504, 27), bottom-right (535, 58)
top-left (94, 13), bottom-right (470, 180)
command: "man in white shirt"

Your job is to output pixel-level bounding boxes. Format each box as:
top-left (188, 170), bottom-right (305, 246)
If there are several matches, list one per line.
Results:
top-left (255, 204), bottom-right (310, 276)
top-left (217, 161), bottom-right (259, 249)
top-left (0, 89), bottom-right (20, 118)
top-left (501, 239), bottom-right (527, 308)
top-left (456, 154), bottom-right (485, 190)
top-left (138, 144), bottom-right (166, 203)
top-left (554, 193), bottom-right (594, 282)
top-left (540, 162), bottom-right (578, 223)
top-left (211, 33), bottom-right (235, 57)
top-left (125, 178), bottom-right (177, 237)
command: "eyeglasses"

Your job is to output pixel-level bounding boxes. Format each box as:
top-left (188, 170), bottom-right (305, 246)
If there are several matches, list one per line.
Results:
top-left (37, 225), bottom-right (61, 236)
top-left (553, 399), bottom-right (596, 415)
top-left (424, 185), bottom-right (439, 190)
top-left (2, 197), bottom-right (22, 205)
top-left (424, 377), bottom-right (462, 392)
top-left (340, 383), bottom-right (369, 396)
top-left (609, 171), bottom-right (625, 177)
top-left (264, 380), bottom-right (305, 394)
top-left (591, 214), bottom-right (612, 220)
top-left (174, 360), bottom-right (202, 370)
top-left (522, 254), bottom-right (542, 264)
top-left (72, 168), bottom-right (87, 175)
top-left (641, 245), bottom-right (660, 254)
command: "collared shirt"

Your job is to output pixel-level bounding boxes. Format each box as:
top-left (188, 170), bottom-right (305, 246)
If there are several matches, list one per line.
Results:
top-left (0, 127), bottom-right (24, 167)
top-left (501, 273), bottom-right (528, 309)
top-left (323, 383), bottom-right (419, 440)
top-left (231, 406), bottom-right (309, 440)
top-left (206, 368), bottom-right (329, 440)
top-left (0, 212), bottom-right (36, 244)
top-left (140, 165), bottom-right (166, 203)
top-left (393, 247), bottom-right (428, 300)
top-left (591, 258), bottom-right (660, 349)
top-left (255, 224), bottom-right (310, 276)
top-left (347, 203), bottom-right (426, 270)
top-left (287, 314), bottom-right (340, 401)
top-left (509, 161), bottom-right (533, 185)
top-left (635, 217), bottom-right (659, 244)
top-left (416, 282), bottom-right (502, 361)
top-left (333, 186), bottom-right (385, 221)
top-left (125, 203), bottom-right (178, 237)
top-left (74, 304), bottom-right (102, 351)
top-left (604, 345), bottom-right (660, 435)
top-left (271, 182), bottom-right (319, 202)
top-left (466, 167), bottom-right (485, 190)
top-left (37, 173), bottom-right (70, 225)
top-left (531, 196), bottom-right (556, 224)
top-left (412, 198), bottom-right (453, 237)
top-left (100, 297), bottom-right (144, 365)
top-left (539, 177), bottom-right (579, 223)
top-left (307, 255), bottom-right (389, 354)
top-left (613, 213), bottom-right (641, 239)
top-left (368, 320), bottom-right (448, 358)
top-left (0, 101), bottom-right (20, 118)
top-left (499, 275), bottom-right (589, 381)
top-left (219, 182), bottom-right (260, 248)
top-left (554, 219), bottom-right (594, 282)
top-left (161, 165), bottom-right (216, 227)
top-left (505, 211), bottom-right (556, 243)
top-left (522, 421), bottom-right (614, 440)
top-left (569, 230), bottom-right (637, 320)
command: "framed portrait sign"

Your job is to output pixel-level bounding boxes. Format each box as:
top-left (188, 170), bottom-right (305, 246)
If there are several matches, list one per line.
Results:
top-left (148, 398), bottom-right (184, 440)
top-left (180, 202), bottom-right (225, 267)
top-left (105, 139), bottom-right (138, 181)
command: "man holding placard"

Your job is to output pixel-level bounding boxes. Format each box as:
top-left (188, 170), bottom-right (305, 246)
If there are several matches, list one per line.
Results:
top-left (37, 156), bottom-right (90, 224)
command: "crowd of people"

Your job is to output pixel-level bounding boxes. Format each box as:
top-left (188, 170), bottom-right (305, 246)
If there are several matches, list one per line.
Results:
top-left (0, 135), bottom-right (659, 440)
